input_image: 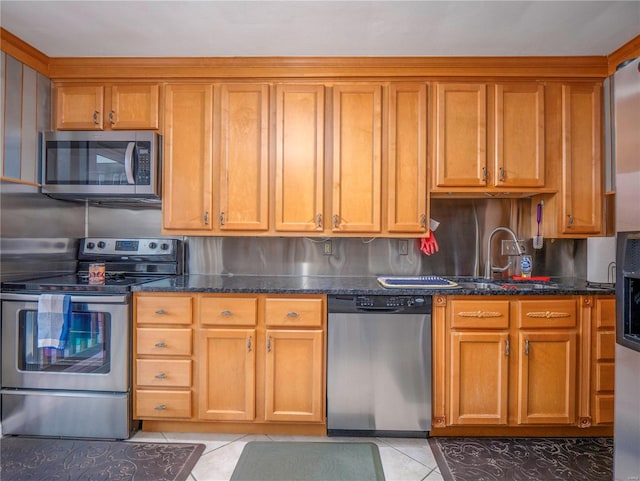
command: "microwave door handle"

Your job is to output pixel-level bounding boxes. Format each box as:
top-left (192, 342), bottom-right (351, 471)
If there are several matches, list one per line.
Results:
top-left (124, 142), bottom-right (136, 184)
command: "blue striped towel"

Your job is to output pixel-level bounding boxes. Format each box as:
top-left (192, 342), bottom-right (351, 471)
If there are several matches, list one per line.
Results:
top-left (37, 294), bottom-right (72, 349)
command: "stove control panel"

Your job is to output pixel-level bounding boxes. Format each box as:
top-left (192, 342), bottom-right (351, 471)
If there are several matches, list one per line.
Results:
top-left (80, 238), bottom-right (177, 257)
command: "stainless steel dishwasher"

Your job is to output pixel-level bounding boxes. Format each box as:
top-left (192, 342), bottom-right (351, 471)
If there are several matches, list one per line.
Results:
top-left (327, 295), bottom-right (431, 437)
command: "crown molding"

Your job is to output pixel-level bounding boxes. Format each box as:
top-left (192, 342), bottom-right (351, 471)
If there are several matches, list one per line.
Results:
top-left (0, 28), bottom-right (49, 76)
top-left (47, 55), bottom-right (609, 80)
top-left (608, 35), bottom-right (640, 74)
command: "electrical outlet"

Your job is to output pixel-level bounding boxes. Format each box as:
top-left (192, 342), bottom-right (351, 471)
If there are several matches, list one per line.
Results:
top-left (501, 239), bottom-right (527, 255)
top-left (323, 240), bottom-right (332, 256)
top-left (399, 239), bottom-right (409, 255)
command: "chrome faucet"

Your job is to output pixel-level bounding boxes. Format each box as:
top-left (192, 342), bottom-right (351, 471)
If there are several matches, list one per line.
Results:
top-left (484, 227), bottom-right (524, 279)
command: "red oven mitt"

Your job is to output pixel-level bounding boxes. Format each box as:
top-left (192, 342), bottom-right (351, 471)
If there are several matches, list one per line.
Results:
top-left (419, 230), bottom-right (439, 256)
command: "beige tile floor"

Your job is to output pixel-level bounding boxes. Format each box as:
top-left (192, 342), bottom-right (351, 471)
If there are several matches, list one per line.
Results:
top-left (129, 431), bottom-right (445, 481)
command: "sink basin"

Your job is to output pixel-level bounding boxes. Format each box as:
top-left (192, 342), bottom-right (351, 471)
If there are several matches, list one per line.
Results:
top-left (457, 281), bottom-right (559, 292)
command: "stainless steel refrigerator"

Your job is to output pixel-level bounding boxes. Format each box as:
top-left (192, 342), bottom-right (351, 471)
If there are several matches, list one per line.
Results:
top-left (614, 56), bottom-right (640, 481)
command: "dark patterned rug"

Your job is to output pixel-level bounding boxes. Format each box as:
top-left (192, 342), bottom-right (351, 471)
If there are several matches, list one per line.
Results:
top-left (0, 436), bottom-right (205, 481)
top-left (429, 437), bottom-right (613, 481)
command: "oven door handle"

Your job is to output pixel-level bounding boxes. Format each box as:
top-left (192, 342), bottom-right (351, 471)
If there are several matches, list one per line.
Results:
top-left (0, 293), bottom-right (129, 304)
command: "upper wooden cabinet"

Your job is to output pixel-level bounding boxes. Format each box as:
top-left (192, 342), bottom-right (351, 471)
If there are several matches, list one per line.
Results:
top-left (560, 83), bottom-right (603, 235)
top-left (431, 82), bottom-right (545, 194)
top-left (387, 83), bottom-right (429, 233)
top-left (432, 83), bottom-right (487, 189)
top-left (495, 84), bottom-right (545, 188)
top-left (54, 83), bottom-right (159, 130)
top-left (332, 84), bottom-right (383, 233)
top-left (219, 83), bottom-right (270, 231)
top-left (274, 84), bottom-right (325, 232)
top-left (162, 83), bottom-right (213, 231)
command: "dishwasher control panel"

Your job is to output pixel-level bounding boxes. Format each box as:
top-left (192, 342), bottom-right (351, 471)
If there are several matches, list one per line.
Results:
top-left (356, 296), bottom-right (426, 308)
top-left (328, 295), bottom-right (432, 314)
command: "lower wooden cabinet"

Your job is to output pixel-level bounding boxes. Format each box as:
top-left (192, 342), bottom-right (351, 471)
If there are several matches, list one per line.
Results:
top-left (134, 293), bottom-right (195, 420)
top-left (134, 292), bottom-right (326, 432)
top-left (434, 295), bottom-right (611, 434)
top-left (591, 297), bottom-right (615, 425)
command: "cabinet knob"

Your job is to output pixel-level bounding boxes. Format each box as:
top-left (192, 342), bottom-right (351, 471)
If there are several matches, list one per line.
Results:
top-left (154, 342), bottom-right (167, 348)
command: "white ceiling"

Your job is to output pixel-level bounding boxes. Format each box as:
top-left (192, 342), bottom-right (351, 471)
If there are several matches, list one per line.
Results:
top-left (1, 1), bottom-right (639, 58)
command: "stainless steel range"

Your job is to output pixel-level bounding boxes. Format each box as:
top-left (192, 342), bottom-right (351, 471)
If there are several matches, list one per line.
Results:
top-left (0, 237), bottom-right (182, 439)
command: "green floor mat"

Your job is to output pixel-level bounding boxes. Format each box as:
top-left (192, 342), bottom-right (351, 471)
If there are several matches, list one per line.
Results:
top-left (230, 441), bottom-right (386, 481)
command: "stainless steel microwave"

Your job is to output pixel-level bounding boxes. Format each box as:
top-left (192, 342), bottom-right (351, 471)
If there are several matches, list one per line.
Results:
top-left (40, 131), bottom-right (161, 200)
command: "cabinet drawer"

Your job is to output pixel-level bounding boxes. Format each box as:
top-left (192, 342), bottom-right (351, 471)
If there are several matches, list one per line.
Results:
top-left (516, 299), bottom-right (577, 329)
top-left (136, 328), bottom-right (192, 356)
top-left (595, 363), bottom-right (614, 392)
top-left (595, 394), bottom-right (614, 424)
top-left (135, 390), bottom-right (191, 418)
top-left (200, 296), bottom-right (258, 326)
top-left (265, 298), bottom-right (324, 327)
top-left (450, 300), bottom-right (510, 329)
top-left (136, 359), bottom-right (192, 387)
top-left (596, 331), bottom-right (615, 360)
top-left (136, 295), bottom-right (193, 325)
top-left (596, 299), bottom-right (616, 329)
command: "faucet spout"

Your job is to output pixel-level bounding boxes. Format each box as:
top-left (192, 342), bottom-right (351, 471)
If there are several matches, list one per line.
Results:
top-left (484, 227), bottom-right (523, 280)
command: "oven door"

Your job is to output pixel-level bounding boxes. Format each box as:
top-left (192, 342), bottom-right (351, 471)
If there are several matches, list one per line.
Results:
top-left (1, 293), bottom-right (130, 392)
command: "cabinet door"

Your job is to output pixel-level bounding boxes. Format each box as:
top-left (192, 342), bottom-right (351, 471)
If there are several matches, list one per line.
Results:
top-left (517, 330), bottom-right (577, 424)
top-left (332, 84), bottom-right (382, 233)
top-left (561, 83), bottom-right (602, 234)
top-left (449, 332), bottom-right (509, 425)
top-left (432, 83), bottom-right (487, 188)
top-left (264, 329), bottom-right (324, 422)
top-left (387, 83), bottom-right (429, 233)
top-left (219, 83), bottom-right (269, 231)
top-left (54, 85), bottom-right (104, 130)
top-left (494, 83), bottom-right (545, 188)
top-left (275, 84), bottom-right (325, 232)
top-left (198, 328), bottom-right (256, 421)
top-left (163, 84), bottom-right (213, 231)
top-left (109, 84), bottom-right (159, 130)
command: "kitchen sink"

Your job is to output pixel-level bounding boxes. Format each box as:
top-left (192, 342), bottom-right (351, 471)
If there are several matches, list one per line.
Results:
top-left (457, 281), bottom-right (560, 292)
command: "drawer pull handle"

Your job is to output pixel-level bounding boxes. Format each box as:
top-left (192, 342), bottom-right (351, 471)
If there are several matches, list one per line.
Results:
top-left (458, 311), bottom-right (503, 318)
top-left (154, 404), bottom-right (167, 411)
top-left (155, 309), bottom-right (167, 315)
top-left (247, 336), bottom-right (252, 352)
top-left (287, 312), bottom-right (299, 318)
top-left (109, 111), bottom-right (115, 124)
top-left (525, 339), bottom-right (530, 356)
top-left (505, 338), bottom-right (510, 356)
top-left (155, 342), bottom-right (167, 348)
top-left (93, 111), bottom-right (100, 124)
top-left (221, 310), bottom-right (233, 316)
top-left (155, 373), bottom-right (167, 379)
top-left (267, 336), bottom-right (272, 352)
top-left (526, 311), bottom-right (571, 319)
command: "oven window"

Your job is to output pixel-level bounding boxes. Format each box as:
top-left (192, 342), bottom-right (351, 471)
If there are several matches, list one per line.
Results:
top-left (17, 309), bottom-right (111, 373)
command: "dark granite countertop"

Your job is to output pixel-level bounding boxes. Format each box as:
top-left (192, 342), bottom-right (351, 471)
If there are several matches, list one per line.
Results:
top-left (132, 275), bottom-right (615, 296)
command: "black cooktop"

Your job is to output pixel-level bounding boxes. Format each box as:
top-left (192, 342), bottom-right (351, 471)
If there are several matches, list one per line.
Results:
top-left (1, 274), bottom-right (164, 293)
